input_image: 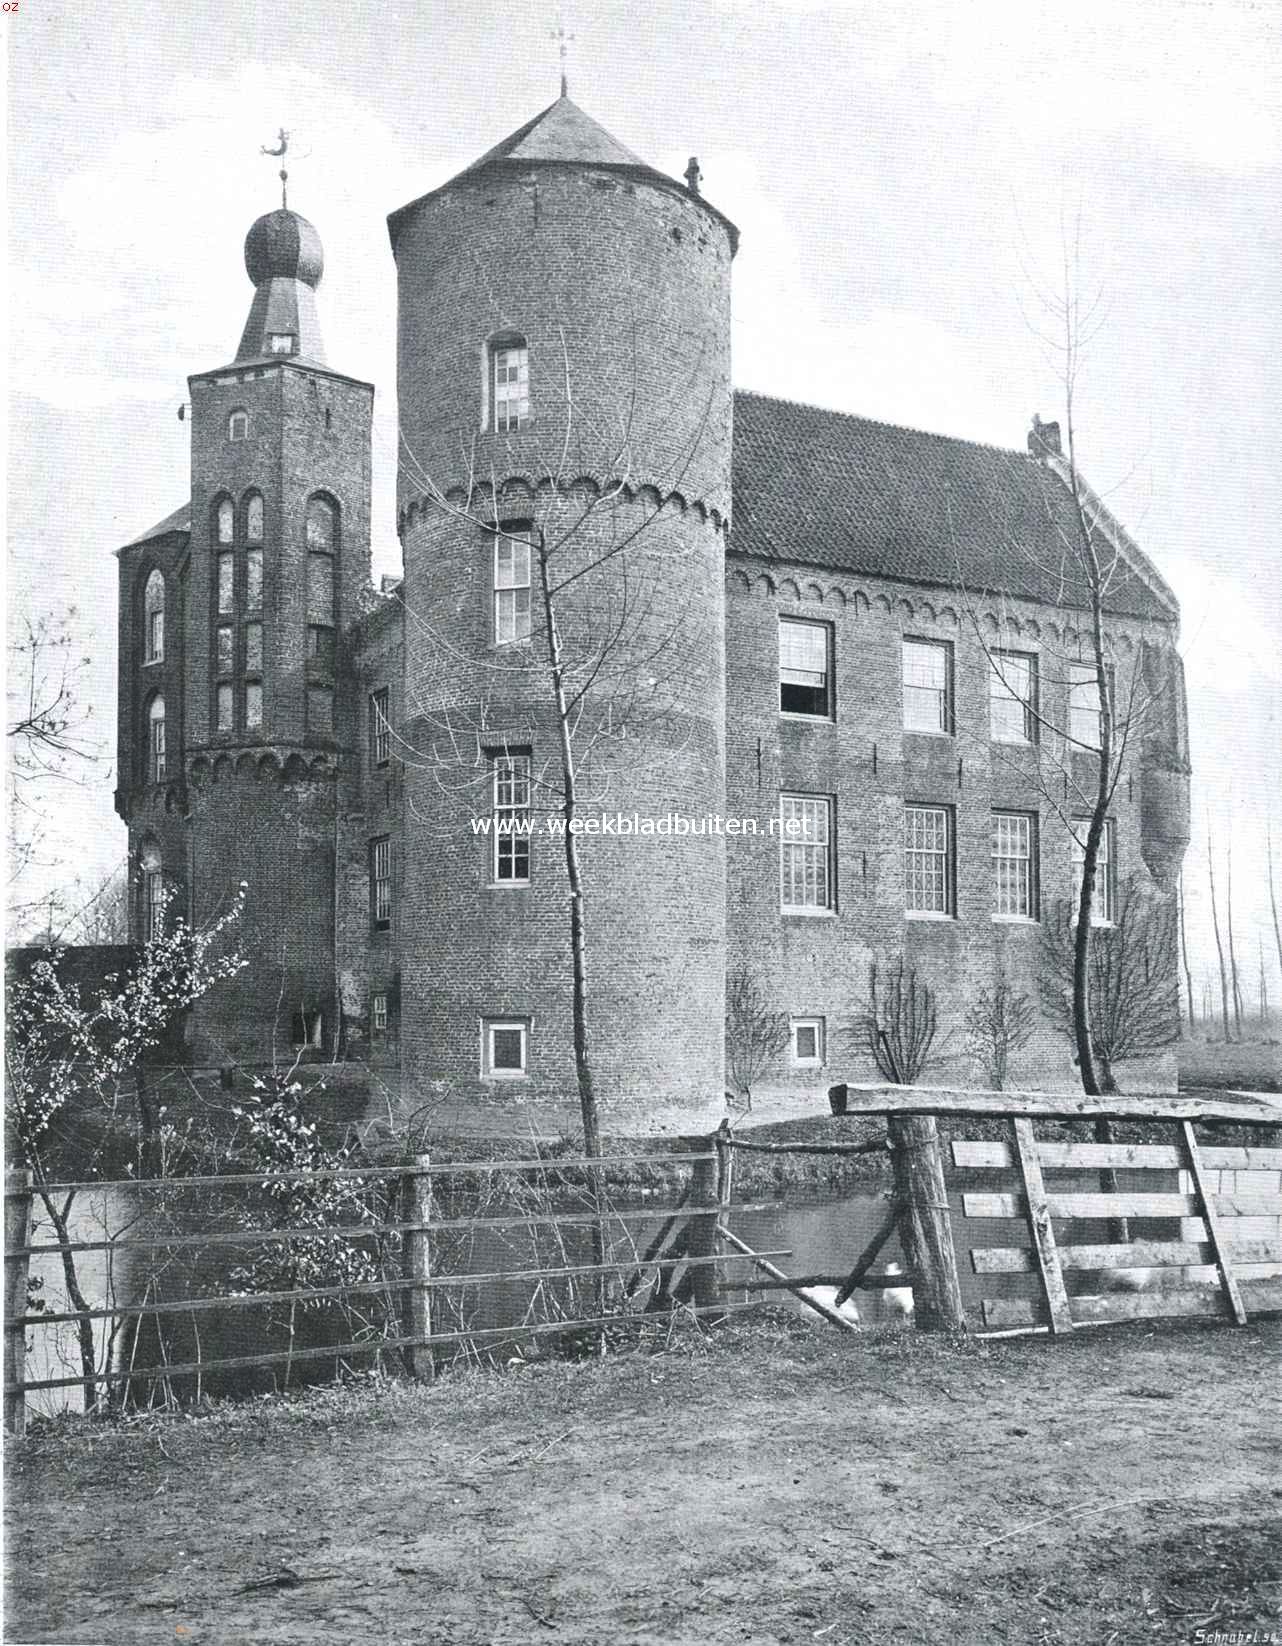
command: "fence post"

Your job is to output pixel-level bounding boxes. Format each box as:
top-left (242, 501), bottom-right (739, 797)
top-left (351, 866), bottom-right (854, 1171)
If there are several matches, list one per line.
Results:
top-left (5, 1171), bottom-right (33, 1437)
top-left (686, 1136), bottom-right (720, 1313)
top-left (885, 1115), bottom-right (967, 1332)
top-left (400, 1154), bottom-right (434, 1383)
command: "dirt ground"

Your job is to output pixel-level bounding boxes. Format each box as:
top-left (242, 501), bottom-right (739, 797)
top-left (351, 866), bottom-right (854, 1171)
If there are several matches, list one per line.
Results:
top-left (5, 1313), bottom-right (1280, 1646)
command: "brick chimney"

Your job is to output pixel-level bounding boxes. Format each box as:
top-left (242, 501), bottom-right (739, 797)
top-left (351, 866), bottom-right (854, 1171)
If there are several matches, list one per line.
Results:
top-left (1028, 413), bottom-right (1062, 459)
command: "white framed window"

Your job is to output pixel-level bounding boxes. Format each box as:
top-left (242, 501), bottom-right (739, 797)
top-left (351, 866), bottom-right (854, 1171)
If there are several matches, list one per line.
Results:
top-left (779, 618), bottom-right (832, 717)
top-left (903, 639), bottom-right (952, 734)
top-left (371, 992), bottom-right (388, 1032)
top-left (905, 804), bottom-right (953, 916)
top-left (494, 528), bottom-right (532, 644)
top-left (780, 793), bottom-right (833, 912)
top-left (993, 810), bottom-right (1038, 920)
top-left (370, 688), bottom-right (391, 767)
top-left (228, 410), bottom-right (249, 442)
top-left (141, 843), bottom-right (164, 942)
top-left (1068, 661), bottom-right (1113, 752)
top-left (492, 750), bottom-right (532, 883)
top-left (1070, 817), bottom-right (1116, 924)
top-left (484, 1019), bottom-right (529, 1078)
top-left (143, 570), bottom-right (165, 664)
top-left (492, 341), bottom-right (530, 433)
top-left (148, 695), bottom-right (166, 783)
top-left (371, 836), bottom-right (392, 930)
top-left (989, 650), bottom-right (1038, 743)
top-left (791, 1017), bottom-right (825, 1068)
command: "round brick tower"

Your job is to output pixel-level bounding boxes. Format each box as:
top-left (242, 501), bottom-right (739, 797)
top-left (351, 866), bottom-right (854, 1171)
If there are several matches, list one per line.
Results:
top-left (387, 96), bottom-right (737, 1132)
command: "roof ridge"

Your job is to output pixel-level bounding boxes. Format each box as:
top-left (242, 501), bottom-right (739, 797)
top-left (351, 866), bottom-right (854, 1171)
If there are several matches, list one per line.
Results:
top-left (734, 387), bottom-right (1030, 463)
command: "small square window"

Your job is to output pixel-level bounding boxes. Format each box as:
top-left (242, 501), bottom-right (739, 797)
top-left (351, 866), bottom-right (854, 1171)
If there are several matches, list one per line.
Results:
top-left (268, 333), bottom-right (295, 355)
top-left (779, 618), bottom-right (832, 717)
top-left (791, 1017), bottom-right (825, 1067)
top-left (485, 1019), bottom-right (529, 1077)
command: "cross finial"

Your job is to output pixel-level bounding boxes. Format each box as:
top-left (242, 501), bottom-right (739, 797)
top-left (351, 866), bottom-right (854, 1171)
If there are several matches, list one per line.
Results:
top-left (551, 14), bottom-right (574, 98)
top-left (260, 126), bottom-right (291, 210)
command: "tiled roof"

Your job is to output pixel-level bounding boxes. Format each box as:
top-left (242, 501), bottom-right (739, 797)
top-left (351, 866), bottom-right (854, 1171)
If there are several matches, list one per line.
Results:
top-left (731, 392), bottom-right (1175, 621)
top-left (123, 503), bottom-right (190, 549)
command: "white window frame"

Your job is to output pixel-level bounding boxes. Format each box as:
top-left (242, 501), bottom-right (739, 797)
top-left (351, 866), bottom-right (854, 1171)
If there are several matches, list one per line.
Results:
top-left (371, 836), bottom-right (392, 930)
top-left (494, 529), bottom-right (532, 644)
top-left (370, 688), bottom-right (391, 767)
top-left (492, 343), bottom-right (530, 433)
top-left (902, 638), bottom-right (953, 735)
top-left (148, 697), bottom-right (166, 783)
top-left (1068, 661), bottom-right (1113, 752)
top-left (905, 803), bottom-right (954, 917)
top-left (790, 1017), bottom-right (826, 1068)
top-left (492, 751), bottom-right (532, 884)
top-left (141, 847), bottom-right (164, 942)
top-left (778, 617), bottom-right (832, 718)
top-left (144, 571), bottom-right (165, 664)
top-left (1070, 817), bottom-right (1116, 925)
top-left (484, 1019), bottom-right (529, 1078)
top-left (371, 992), bottom-right (388, 1032)
top-left (992, 810), bottom-right (1038, 921)
top-left (780, 793), bottom-right (833, 913)
top-left (989, 650), bottom-right (1038, 744)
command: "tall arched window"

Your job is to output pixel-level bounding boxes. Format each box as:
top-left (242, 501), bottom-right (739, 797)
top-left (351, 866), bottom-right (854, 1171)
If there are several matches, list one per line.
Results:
top-left (147, 694), bottom-right (166, 783)
top-left (244, 491), bottom-right (264, 612)
top-left (490, 334), bottom-right (530, 433)
top-left (245, 492), bottom-right (264, 544)
top-left (216, 497), bottom-right (235, 544)
top-left (143, 569), bottom-right (165, 664)
top-left (305, 496), bottom-right (338, 735)
top-left (140, 842), bottom-right (164, 942)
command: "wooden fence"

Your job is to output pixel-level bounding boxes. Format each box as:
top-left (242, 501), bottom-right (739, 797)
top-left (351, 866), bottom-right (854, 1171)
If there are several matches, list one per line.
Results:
top-left (4, 1145), bottom-right (782, 1436)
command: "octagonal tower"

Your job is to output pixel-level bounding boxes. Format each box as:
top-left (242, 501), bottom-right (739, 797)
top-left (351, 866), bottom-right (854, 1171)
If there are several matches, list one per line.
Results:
top-left (388, 96), bottom-right (737, 1131)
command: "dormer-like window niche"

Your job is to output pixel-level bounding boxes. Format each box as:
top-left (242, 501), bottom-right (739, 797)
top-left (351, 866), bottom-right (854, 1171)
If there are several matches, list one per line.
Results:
top-left (267, 334), bottom-right (295, 355)
top-left (143, 569), bottom-right (165, 664)
top-left (228, 409), bottom-right (250, 441)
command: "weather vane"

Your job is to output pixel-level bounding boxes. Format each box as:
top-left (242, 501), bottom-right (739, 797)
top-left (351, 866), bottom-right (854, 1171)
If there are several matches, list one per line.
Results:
top-left (551, 13), bottom-right (574, 98)
top-left (260, 127), bottom-right (291, 210)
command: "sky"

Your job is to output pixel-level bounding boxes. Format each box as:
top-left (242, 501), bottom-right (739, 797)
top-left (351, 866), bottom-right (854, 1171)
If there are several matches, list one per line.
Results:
top-left (5, 0), bottom-right (1281, 1016)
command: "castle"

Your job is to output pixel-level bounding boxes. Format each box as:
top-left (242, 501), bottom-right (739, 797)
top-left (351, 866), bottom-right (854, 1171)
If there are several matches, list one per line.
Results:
top-left (115, 94), bottom-right (1191, 1134)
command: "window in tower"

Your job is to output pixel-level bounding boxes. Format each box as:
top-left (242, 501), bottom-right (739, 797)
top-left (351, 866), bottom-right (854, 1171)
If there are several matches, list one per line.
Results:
top-left (491, 749), bottom-right (532, 884)
top-left (245, 492), bottom-right (264, 544)
top-left (147, 694), bottom-right (167, 783)
top-left (491, 337), bottom-right (530, 433)
top-left (143, 569), bottom-right (165, 664)
top-left (216, 497), bottom-right (235, 544)
top-left (307, 625), bottom-right (335, 672)
top-left (216, 682), bottom-right (234, 733)
top-left (267, 333), bottom-right (295, 355)
top-left (246, 549), bottom-right (263, 611)
top-left (245, 622), bottom-right (263, 675)
top-left (369, 687), bottom-right (391, 768)
top-left (216, 624), bottom-right (235, 675)
top-left (370, 836), bottom-right (392, 931)
top-left (306, 495), bottom-right (337, 551)
top-left (245, 681), bottom-right (263, 731)
top-left (141, 842), bottom-right (164, 942)
top-left (307, 685), bottom-right (334, 735)
top-left (228, 409), bottom-right (249, 441)
top-left (217, 553), bottom-right (235, 615)
top-left (493, 526), bottom-right (532, 644)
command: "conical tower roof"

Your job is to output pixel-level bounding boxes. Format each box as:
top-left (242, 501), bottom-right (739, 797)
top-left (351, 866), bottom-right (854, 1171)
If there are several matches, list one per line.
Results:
top-left (388, 94), bottom-right (737, 252)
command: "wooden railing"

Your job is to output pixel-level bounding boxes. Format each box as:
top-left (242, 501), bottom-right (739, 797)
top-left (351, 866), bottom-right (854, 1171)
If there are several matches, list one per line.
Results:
top-left (3, 1148), bottom-right (784, 1436)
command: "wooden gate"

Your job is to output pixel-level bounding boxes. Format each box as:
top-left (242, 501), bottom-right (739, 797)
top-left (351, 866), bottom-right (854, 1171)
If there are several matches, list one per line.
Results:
top-left (952, 1121), bottom-right (1282, 1332)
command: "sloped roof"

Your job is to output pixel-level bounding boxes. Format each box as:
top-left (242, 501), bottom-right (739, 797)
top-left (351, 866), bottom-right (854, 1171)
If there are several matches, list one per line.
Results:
top-left (731, 392), bottom-right (1175, 622)
top-left (123, 503), bottom-right (190, 549)
top-left (389, 95), bottom-right (738, 253)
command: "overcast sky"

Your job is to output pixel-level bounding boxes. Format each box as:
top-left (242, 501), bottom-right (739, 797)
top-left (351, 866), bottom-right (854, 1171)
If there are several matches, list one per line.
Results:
top-left (7, 0), bottom-right (1281, 1013)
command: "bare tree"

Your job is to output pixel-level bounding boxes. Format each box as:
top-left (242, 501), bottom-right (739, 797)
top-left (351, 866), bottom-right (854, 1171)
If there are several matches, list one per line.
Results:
top-left (1178, 868), bottom-right (1196, 1032)
top-left (724, 968), bottom-right (789, 1112)
top-left (1038, 873), bottom-right (1179, 1092)
top-left (851, 958), bottom-right (938, 1086)
top-left (964, 981), bottom-right (1037, 1091)
top-left (1268, 816), bottom-right (1282, 980)
top-left (7, 608), bottom-right (103, 931)
top-left (1207, 821), bottom-right (1233, 1043)
top-left (1226, 829), bottom-right (1244, 1038)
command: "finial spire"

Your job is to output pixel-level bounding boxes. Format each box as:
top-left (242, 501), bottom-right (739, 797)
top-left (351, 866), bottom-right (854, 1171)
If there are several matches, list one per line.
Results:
top-left (552, 14), bottom-right (574, 98)
top-left (260, 127), bottom-right (291, 210)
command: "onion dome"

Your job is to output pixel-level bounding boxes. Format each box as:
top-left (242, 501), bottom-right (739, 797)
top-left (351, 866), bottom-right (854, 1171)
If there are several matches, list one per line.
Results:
top-left (235, 208), bottom-right (326, 364)
top-left (244, 208), bottom-right (324, 289)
